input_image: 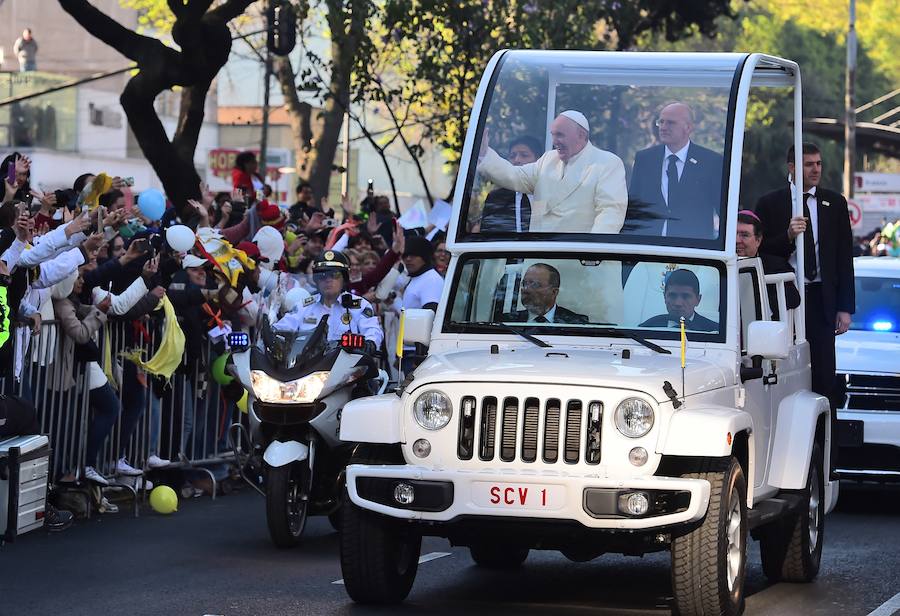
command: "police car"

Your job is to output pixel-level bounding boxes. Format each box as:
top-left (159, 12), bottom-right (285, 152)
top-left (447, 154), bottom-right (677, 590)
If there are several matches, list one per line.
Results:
top-left (835, 256), bottom-right (900, 483)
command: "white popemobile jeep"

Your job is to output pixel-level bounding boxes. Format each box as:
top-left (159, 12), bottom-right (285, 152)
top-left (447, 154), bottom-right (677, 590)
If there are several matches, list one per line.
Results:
top-left (338, 51), bottom-right (837, 616)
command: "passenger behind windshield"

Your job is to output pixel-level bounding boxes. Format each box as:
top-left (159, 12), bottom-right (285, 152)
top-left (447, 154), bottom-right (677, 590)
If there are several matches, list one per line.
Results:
top-left (478, 136), bottom-right (543, 233)
top-left (639, 269), bottom-right (719, 332)
top-left (500, 263), bottom-right (588, 324)
top-left (477, 110), bottom-right (627, 233)
top-left (626, 102), bottom-right (723, 240)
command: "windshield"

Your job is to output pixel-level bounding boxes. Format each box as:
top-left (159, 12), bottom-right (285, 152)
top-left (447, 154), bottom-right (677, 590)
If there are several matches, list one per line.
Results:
top-left (258, 316), bottom-right (329, 370)
top-left (461, 52), bottom-right (739, 250)
top-left (851, 276), bottom-right (900, 332)
top-left (446, 254), bottom-right (724, 342)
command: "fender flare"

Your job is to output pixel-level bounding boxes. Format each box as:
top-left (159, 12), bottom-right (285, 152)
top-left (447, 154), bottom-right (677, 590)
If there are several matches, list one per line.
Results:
top-left (339, 393), bottom-right (403, 444)
top-left (263, 440), bottom-right (309, 468)
top-left (659, 406), bottom-right (754, 457)
top-left (767, 391), bottom-right (829, 490)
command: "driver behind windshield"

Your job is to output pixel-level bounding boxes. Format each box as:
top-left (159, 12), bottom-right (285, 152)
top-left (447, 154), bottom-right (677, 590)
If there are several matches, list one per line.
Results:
top-left (639, 268), bottom-right (718, 332)
top-left (274, 250), bottom-right (383, 354)
top-left (502, 263), bottom-right (588, 324)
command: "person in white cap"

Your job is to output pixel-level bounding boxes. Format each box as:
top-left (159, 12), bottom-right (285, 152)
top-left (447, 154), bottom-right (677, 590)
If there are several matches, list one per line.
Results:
top-left (477, 110), bottom-right (627, 233)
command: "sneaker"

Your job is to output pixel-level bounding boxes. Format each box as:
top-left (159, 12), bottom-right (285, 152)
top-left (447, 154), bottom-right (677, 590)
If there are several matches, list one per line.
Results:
top-left (120, 475), bottom-right (154, 491)
top-left (44, 505), bottom-right (74, 532)
top-left (116, 458), bottom-right (143, 477)
top-left (99, 496), bottom-right (119, 514)
top-left (83, 466), bottom-right (110, 486)
top-left (146, 455), bottom-right (171, 469)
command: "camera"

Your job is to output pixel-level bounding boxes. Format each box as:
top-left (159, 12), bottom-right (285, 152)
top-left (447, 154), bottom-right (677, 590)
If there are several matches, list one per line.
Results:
top-left (55, 189), bottom-right (79, 212)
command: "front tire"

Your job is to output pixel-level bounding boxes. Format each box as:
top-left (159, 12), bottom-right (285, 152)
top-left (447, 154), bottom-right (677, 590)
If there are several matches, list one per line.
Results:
top-left (671, 457), bottom-right (748, 616)
top-left (759, 441), bottom-right (825, 582)
top-left (265, 462), bottom-right (309, 548)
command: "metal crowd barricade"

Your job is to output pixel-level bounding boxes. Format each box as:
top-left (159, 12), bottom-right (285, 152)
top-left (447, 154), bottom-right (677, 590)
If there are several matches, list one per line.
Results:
top-left (2, 310), bottom-right (248, 517)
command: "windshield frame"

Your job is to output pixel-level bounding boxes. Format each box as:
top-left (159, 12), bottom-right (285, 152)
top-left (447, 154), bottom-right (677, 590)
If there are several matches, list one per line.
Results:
top-left (454, 50), bottom-right (748, 252)
top-left (442, 251), bottom-right (727, 344)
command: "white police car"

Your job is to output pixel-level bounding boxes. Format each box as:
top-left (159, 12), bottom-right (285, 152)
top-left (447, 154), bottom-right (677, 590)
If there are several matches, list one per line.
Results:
top-left (836, 256), bottom-right (900, 483)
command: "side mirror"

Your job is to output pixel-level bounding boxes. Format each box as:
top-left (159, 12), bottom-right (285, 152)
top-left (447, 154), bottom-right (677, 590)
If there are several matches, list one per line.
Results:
top-left (402, 309), bottom-right (434, 347)
top-left (746, 320), bottom-right (789, 360)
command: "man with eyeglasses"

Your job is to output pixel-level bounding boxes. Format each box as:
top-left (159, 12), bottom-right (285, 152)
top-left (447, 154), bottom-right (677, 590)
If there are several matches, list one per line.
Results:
top-left (627, 102), bottom-right (723, 239)
top-left (274, 250), bottom-right (383, 354)
top-left (503, 263), bottom-right (587, 324)
top-left (639, 269), bottom-right (718, 332)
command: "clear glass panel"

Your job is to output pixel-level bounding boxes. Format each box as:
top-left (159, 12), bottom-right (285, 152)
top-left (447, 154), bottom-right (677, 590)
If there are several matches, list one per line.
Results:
top-left (462, 53), bottom-right (739, 248)
top-left (851, 276), bottom-right (900, 332)
top-left (447, 255), bottom-right (723, 340)
top-left (0, 73), bottom-right (77, 151)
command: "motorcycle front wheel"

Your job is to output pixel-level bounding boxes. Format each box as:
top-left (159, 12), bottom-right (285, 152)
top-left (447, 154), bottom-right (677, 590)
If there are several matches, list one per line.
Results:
top-left (266, 461), bottom-right (309, 548)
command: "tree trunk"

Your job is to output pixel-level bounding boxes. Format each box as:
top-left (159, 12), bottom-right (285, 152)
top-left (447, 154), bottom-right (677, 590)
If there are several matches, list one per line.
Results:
top-left (58, 0), bottom-right (254, 218)
top-left (274, 55), bottom-right (314, 180)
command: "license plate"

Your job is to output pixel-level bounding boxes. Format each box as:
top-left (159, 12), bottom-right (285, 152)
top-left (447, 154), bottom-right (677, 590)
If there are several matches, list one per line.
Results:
top-left (471, 482), bottom-right (566, 511)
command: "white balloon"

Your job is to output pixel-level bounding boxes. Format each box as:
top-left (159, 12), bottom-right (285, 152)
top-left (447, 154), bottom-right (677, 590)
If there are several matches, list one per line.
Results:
top-left (283, 287), bottom-right (311, 313)
top-left (166, 225), bottom-right (196, 252)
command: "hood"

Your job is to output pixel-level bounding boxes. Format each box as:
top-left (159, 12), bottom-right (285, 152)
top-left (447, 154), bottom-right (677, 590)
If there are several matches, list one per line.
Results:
top-left (837, 329), bottom-right (900, 375)
top-left (407, 346), bottom-right (730, 404)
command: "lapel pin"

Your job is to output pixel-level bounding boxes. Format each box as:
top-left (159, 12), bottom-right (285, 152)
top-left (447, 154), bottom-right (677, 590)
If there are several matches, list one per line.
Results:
top-left (689, 157), bottom-right (698, 164)
top-left (822, 200), bottom-right (830, 207)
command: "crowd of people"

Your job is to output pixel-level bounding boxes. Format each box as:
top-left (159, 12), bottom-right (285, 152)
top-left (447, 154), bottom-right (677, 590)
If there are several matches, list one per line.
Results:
top-left (0, 150), bottom-right (449, 531)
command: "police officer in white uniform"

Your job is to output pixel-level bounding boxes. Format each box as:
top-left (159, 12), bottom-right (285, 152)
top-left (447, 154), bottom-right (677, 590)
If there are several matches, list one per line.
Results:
top-left (274, 250), bottom-right (383, 353)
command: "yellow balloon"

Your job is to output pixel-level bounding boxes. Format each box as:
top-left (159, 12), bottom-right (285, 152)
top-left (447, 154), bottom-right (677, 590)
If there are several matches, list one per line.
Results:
top-left (237, 390), bottom-right (249, 414)
top-left (149, 485), bottom-right (178, 514)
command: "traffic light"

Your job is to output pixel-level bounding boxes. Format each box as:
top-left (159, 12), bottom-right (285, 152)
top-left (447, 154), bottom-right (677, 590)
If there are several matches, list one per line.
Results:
top-left (267, 0), bottom-right (297, 56)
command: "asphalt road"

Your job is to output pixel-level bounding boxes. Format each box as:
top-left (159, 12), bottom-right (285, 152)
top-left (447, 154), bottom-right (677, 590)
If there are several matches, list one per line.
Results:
top-left (2, 484), bottom-right (899, 616)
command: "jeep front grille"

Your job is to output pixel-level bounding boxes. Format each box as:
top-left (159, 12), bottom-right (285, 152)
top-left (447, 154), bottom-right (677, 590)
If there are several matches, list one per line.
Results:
top-left (465, 396), bottom-right (602, 465)
top-left (839, 373), bottom-right (900, 411)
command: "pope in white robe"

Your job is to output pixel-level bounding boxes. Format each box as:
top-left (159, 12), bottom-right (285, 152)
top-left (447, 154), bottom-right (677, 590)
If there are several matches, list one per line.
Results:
top-left (477, 110), bottom-right (627, 233)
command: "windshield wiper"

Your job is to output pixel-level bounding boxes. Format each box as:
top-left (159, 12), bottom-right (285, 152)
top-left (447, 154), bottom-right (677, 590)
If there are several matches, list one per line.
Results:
top-left (593, 328), bottom-right (671, 355)
top-left (469, 321), bottom-right (552, 348)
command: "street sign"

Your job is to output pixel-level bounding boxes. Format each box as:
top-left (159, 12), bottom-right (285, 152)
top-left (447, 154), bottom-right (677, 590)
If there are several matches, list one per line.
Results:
top-left (848, 199), bottom-right (863, 229)
top-left (855, 172), bottom-right (900, 193)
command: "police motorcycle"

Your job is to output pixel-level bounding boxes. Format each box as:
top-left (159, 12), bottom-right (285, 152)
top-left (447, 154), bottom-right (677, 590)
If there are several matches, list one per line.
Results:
top-left (230, 252), bottom-right (389, 548)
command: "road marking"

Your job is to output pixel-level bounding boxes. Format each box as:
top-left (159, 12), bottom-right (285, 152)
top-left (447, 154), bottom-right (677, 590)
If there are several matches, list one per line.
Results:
top-left (332, 552), bottom-right (451, 585)
top-left (868, 591), bottom-right (900, 616)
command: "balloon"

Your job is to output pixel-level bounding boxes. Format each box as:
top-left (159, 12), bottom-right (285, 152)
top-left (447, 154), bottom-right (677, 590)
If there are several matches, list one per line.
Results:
top-left (211, 353), bottom-right (234, 386)
top-left (237, 390), bottom-right (249, 414)
top-left (138, 188), bottom-right (166, 221)
top-left (282, 287), bottom-right (311, 312)
top-left (149, 485), bottom-right (178, 514)
top-left (166, 224), bottom-right (196, 252)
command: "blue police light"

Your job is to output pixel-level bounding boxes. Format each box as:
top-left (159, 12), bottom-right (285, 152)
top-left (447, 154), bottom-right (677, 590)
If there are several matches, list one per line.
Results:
top-left (872, 320), bottom-right (894, 332)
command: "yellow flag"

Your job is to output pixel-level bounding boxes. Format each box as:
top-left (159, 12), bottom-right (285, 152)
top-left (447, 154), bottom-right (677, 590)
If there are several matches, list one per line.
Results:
top-left (680, 317), bottom-right (686, 369)
top-left (396, 310), bottom-right (405, 359)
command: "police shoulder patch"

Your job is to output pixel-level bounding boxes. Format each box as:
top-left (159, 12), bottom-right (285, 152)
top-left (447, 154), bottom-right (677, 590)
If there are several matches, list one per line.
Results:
top-left (303, 295), bottom-right (316, 306)
top-left (362, 307), bottom-right (374, 318)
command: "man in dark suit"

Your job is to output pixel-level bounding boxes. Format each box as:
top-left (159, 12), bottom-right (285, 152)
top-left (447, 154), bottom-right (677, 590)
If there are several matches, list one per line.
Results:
top-left (639, 269), bottom-right (718, 332)
top-left (479, 136), bottom-right (542, 233)
top-left (626, 102), bottom-right (723, 239)
top-left (754, 142), bottom-right (855, 471)
top-left (502, 263), bottom-right (588, 324)
top-left (736, 210), bottom-right (801, 320)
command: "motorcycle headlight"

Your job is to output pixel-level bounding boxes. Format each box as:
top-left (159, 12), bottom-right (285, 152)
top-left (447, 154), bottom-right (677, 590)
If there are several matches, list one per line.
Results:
top-left (614, 397), bottom-right (655, 438)
top-left (413, 390), bottom-right (453, 431)
top-left (250, 370), bottom-right (329, 404)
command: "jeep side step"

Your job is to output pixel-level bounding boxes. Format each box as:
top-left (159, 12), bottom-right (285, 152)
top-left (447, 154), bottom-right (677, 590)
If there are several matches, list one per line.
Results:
top-left (747, 494), bottom-right (805, 530)
top-left (835, 468), bottom-right (900, 483)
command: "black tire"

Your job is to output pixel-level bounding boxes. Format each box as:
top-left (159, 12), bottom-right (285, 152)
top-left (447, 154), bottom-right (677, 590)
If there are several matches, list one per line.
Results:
top-left (469, 542), bottom-right (529, 569)
top-left (339, 444), bottom-right (420, 604)
top-left (671, 457), bottom-right (748, 616)
top-left (265, 462), bottom-right (309, 548)
top-left (328, 509), bottom-right (342, 532)
top-left (759, 441), bottom-right (825, 583)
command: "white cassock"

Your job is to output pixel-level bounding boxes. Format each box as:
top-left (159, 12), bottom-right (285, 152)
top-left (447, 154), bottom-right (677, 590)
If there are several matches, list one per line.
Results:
top-left (478, 143), bottom-right (627, 233)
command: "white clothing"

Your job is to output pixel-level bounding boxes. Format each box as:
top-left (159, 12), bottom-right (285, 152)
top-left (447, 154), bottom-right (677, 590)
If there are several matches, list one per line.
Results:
top-left (400, 268), bottom-right (444, 311)
top-left (478, 143), bottom-right (627, 233)
top-left (274, 292), bottom-right (384, 346)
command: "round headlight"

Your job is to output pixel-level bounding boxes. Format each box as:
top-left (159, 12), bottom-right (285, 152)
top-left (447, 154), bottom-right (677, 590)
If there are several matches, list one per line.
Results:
top-left (614, 397), bottom-right (654, 438)
top-left (413, 390), bottom-right (453, 430)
